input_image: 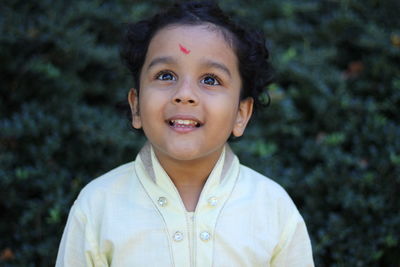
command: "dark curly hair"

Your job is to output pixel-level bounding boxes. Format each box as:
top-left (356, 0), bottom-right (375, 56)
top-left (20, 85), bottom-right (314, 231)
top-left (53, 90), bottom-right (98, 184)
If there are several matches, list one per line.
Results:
top-left (120, 1), bottom-right (273, 110)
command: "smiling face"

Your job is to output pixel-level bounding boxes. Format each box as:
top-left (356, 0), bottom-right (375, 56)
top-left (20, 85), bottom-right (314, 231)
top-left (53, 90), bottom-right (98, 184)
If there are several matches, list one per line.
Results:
top-left (128, 24), bottom-right (253, 164)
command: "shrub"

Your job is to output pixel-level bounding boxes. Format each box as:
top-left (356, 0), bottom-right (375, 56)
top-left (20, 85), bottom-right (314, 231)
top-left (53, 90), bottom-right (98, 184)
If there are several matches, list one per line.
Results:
top-left (1, 0), bottom-right (399, 266)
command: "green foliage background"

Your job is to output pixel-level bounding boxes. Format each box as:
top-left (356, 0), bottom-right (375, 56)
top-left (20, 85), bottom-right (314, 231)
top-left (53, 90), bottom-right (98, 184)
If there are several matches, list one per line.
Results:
top-left (1, 0), bottom-right (399, 266)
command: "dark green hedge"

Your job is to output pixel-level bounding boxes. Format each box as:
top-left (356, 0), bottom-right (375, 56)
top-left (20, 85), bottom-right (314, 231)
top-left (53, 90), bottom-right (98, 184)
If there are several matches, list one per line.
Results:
top-left (1, 0), bottom-right (399, 266)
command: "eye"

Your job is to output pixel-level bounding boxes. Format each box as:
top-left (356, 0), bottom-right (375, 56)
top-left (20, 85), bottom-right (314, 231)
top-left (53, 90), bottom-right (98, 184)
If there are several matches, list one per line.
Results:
top-left (155, 71), bottom-right (176, 81)
top-left (201, 74), bottom-right (220, 86)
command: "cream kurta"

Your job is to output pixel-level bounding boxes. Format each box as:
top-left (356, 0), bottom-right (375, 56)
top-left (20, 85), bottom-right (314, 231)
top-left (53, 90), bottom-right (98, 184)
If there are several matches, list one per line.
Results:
top-left (56, 144), bottom-right (314, 266)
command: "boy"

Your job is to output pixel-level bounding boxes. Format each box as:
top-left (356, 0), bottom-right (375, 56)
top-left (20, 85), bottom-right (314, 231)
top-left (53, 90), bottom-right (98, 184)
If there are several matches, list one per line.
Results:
top-left (56, 1), bottom-right (314, 266)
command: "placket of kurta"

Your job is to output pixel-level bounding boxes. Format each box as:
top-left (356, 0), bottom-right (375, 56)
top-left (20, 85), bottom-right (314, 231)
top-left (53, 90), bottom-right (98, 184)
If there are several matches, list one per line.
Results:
top-left (135, 151), bottom-right (189, 266)
top-left (193, 152), bottom-right (239, 267)
top-left (134, 144), bottom-right (239, 267)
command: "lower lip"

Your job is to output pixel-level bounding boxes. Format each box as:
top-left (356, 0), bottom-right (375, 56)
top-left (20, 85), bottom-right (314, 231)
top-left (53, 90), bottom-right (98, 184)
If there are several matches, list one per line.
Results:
top-left (168, 124), bottom-right (200, 133)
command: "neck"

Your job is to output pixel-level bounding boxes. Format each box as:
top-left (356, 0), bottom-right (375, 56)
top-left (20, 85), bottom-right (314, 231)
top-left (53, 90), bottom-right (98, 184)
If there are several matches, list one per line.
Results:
top-left (153, 147), bottom-right (223, 211)
top-left (155, 148), bottom-right (223, 186)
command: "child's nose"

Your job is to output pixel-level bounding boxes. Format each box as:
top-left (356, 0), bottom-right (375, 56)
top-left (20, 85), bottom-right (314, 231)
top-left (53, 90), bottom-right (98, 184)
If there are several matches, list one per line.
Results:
top-left (172, 78), bottom-right (199, 105)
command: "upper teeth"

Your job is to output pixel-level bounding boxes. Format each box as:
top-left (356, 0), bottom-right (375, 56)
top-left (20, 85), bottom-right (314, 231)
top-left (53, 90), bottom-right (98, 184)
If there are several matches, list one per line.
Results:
top-left (171, 119), bottom-right (198, 125)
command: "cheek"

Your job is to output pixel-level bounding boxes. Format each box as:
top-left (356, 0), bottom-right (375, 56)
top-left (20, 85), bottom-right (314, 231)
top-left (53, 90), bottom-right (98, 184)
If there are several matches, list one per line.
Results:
top-left (208, 97), bottom-right (239, 125)
top-left (138, 90), bottom-right (168, 124)
top-left (138, 90), bottom-right (157, 111)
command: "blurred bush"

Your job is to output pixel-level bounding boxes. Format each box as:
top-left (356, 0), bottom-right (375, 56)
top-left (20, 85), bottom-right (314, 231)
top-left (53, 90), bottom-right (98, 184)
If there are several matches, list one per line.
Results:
top-left (1, 0), bottom-right (399, 266)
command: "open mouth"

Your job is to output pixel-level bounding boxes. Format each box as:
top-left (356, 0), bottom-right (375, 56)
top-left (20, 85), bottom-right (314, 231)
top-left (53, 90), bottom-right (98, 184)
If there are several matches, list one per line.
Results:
top-left (168, 119), bottom-right (201, 128)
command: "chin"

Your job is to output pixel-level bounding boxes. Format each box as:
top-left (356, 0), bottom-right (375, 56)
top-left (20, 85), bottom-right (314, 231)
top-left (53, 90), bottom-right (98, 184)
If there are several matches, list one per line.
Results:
top-left (151, 138), bottom-right (225, 163)
top-left (170, 145), bottom-right (225, 163)
top-left (154, 143), bottom-right (209, 162)
top-left (166, 148), bottom-right (204, 161)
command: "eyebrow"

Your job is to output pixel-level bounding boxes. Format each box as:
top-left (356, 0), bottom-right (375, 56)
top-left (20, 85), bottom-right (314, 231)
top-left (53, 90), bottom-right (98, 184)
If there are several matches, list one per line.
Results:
top-left (201, 59), bottom-right (232, 78)
top-left (147, 56), bottom-right (177, 70)
top-left (146, 56), bottom-right (232, 78)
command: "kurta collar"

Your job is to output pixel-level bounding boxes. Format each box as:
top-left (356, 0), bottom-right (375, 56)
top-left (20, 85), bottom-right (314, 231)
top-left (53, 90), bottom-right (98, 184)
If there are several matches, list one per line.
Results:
top-left (135, 142), bottom-right (239, 212)
top-left (134, 143), bottom-right (240, 266)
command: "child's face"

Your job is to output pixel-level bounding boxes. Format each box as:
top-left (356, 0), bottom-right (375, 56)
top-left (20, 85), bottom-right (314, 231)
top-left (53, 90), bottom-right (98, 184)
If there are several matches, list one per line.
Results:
top-left (128, 24), bottom-right (253, 163)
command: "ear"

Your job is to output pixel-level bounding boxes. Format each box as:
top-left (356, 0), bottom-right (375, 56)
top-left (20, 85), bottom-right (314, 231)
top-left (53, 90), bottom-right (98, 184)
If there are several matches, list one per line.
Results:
top-left (232, 97), bottom-right (254, 137)
top-left (128, 88), bottom-right (142, 129)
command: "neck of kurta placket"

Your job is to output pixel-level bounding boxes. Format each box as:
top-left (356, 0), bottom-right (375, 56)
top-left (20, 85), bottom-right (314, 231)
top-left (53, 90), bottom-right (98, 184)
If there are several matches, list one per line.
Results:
top-left (150, 145), bottom-right (226, 203)
top-left (150, 147), bottom-right (181, 200)
top-left (198, 146), bottom-right (226, 197)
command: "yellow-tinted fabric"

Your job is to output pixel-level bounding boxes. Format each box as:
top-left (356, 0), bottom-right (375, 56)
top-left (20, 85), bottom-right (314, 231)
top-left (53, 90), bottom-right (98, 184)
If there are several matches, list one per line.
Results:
top-left (56, 144), bottom-right (314, 266)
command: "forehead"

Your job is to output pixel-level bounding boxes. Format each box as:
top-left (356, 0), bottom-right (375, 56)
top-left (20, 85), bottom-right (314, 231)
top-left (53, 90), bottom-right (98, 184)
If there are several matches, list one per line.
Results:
top-left (156, 23), bottom-right (235, 46)
top-left (144, 24), bottom-right (238, 67)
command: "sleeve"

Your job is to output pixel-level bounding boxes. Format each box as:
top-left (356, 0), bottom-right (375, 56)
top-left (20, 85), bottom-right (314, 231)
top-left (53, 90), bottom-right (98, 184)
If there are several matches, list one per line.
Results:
top-left (270, 211), bottom-right (315, 267)
top-left (55, 202), bottom-right (104, 267)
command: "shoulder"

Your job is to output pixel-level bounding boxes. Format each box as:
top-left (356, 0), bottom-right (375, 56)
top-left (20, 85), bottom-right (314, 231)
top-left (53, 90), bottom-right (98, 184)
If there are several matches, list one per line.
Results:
top-left (74, 162), bottom-right (137, 209)
top-left (81, 161), bottom-right (135, 194)
top-left (238, 164), bottom-right (293, 202)
top-left (236, 164), bottom-right (301, 221)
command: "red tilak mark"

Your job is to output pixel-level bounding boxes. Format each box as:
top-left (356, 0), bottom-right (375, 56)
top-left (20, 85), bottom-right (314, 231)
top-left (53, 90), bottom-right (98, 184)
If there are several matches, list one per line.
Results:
top-left (179, 44), bottom-right (191, 54)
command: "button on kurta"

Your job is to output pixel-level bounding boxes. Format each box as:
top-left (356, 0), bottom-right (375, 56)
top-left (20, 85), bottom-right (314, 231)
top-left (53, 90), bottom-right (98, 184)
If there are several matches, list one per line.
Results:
top-left (173, 231), bottom-right (184, 241)
top-left (157, 197), bottom-right (168, 207)
top-left (200, 231), bottom-right (211, 241)
top-left (207, 196), bottom-right (218, 206)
